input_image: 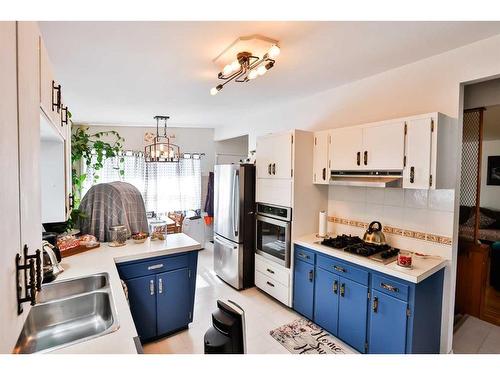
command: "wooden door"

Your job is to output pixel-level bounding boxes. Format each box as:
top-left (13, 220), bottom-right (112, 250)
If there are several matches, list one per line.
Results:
top-left (126, 275), bottom-right (157, 341)
top-left (256, 134), bottom-right (275, 178)
top-left (403, 118), bottom-right (433, 189)
top-left (313, 267), bottom-right (340, 336)
top-left (330, 127), bottom-right (363, 171)
top-left (271, 132), bottom-right (293, 179)
top-left (292, 258), bottom-right (315, 320)
top-left (362, 121), bottom-right (405, 171)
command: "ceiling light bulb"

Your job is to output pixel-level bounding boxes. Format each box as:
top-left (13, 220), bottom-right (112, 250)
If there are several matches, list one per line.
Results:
top-left (222, 64), bottom-right (233, 75)
top-left (257, 65), bottom-right (267, 76)
top-left (268, 45), bottom-right (280, 58)
top-left (210, 87), bottom-right (219, 95)
top-left (230, 60), bottom-right (240, 71)
top-left (248, 70), bottom-right (258, 80)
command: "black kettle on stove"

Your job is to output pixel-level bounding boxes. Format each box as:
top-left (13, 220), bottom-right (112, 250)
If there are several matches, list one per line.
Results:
top-left (363, 221), bottom-right (386, 245)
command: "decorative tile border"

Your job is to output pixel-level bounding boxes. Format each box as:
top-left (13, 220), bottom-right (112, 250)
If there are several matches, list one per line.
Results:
top-left (328, 216), bottom-right (452, 245)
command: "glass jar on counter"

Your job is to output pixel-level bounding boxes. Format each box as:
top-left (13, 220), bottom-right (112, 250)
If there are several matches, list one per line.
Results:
top-left (108, 225), bottom-right (128, 247)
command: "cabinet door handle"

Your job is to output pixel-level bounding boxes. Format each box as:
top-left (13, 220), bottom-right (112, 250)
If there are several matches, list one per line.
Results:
top-left (158, 278), bottom-right (163, 294)
top-left (372, 296), bottom-right (378, 313)
top-left (147, 264), bottom-right (164, 270)
top-left (357, 152), bottom-right (361, 166)
top-left (322, 167), bottom-right (326, 181)
top-left (333, 265), bottom-right (346, 273)
top-left (266, 281), bottom-right (275, 288)
top-left (268, 163), bottom-right (272, 175)
top-left (410, 166), bottom-right (415, 183)
top-left (149, 279), bottom-right (155, 295)
top-left (333, 280), bottom-right (338, 294)
top-left (272, 163), bottom-right (276, 175)
top-left (380, 282), bottom-right (399, 293)
top-left (364, 151), bottom-right (368, 166)
top-left (340, 283), bottom-right (345, 297)
top-left (52, 81), bottom-right (61, 112)
top-left (61, 105), bottom-right (69, 125)
top-left (266, 268), bottom-right (275, 274)
top-left (69, 194), bottom-right (74, 209)
top-left (308, 269), bottom-right (314, 282)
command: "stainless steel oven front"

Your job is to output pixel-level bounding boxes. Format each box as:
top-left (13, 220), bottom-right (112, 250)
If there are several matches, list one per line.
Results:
top-left (255, 203), bottom-right (292, 268)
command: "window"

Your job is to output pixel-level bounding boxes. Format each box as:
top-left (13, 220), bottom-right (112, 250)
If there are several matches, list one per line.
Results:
top-left (82, 154), bottom-right (202, 215)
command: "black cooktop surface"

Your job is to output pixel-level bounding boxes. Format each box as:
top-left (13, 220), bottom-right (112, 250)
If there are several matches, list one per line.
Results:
top-left (320, 235), bottom-right (400, 259)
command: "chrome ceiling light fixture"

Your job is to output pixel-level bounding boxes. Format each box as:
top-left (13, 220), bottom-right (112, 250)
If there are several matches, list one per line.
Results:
top-left (210, 35), bottom-right (280, 95)
top-left (144, 115), bottom-right (180, 163)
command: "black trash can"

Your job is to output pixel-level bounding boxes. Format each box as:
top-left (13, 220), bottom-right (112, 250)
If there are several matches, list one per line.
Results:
top-left (204, 300), bottom-right (246, 354)
top-left (491, 242), bottom-right (500, 291)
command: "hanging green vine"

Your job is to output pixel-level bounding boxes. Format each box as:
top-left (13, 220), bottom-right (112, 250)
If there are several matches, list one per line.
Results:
top-left (68, 125), bottom-right (125, 229)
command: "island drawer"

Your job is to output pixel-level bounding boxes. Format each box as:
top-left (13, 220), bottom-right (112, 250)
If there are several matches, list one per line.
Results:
top-left (317, 254), bottom-right (369, 286)
top-left (117, 254), bottom-right (189, 280)
top-left (372, 273), bottom-right (409, 301)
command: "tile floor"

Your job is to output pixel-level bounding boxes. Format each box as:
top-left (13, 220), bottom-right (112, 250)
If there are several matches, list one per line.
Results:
top-left (453, 315), bottom-right (500, 354)
top-left (143, 242), bottom-right (300, 354)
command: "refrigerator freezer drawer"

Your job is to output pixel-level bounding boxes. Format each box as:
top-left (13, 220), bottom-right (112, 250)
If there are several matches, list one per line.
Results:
top-left (214, 235), bottom-right (243, 290)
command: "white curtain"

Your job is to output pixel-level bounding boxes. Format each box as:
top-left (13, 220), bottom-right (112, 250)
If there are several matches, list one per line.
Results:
top-left (82, 155), bottom-right (201, 214)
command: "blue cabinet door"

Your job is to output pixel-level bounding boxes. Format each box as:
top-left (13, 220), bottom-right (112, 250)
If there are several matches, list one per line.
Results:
top-left (156, 268), bottom-right (191, 336)
top-left (293, 258), bottom-right (315, 319)
top-left (368, 289), bottom-right (408, 354)
top-left (314, 267), bottom-right (340, 336)
top-left (338, 277), bottom-right (368, 353)
top-left (126, 275), bottom-right (157, 341)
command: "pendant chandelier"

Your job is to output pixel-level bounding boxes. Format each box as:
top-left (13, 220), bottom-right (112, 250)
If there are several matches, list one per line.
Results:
top-left (144, 115), bottom-right (180, 163)
top-left (210, 35), bottom-right (280, 95)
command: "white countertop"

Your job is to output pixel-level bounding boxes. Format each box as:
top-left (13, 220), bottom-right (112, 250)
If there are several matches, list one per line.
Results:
top-left (294, 234), bottom-right (447, 284)
top-left (49, 233), bottom-right (201, 354)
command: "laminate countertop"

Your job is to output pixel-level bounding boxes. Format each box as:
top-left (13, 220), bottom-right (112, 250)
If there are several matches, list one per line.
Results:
top-left (48, 233), bottom-right (201, 354)
top-left (294, 234), bottom-right (447, 284)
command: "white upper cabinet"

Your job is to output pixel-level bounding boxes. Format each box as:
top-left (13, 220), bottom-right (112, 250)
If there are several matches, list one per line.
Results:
top-left (403, 117), bottom-right (432, 189)
top-left (330, 127), bottom-right (363, 171)
top-left (312, 130), bottom-right (331, 184)
top-left (256, 131), bottom-right (293, 179)
top-left (362, 121), bottom-right (405, 171)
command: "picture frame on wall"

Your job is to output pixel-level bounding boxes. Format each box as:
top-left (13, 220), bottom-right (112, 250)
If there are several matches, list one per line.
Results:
top-left (487, 155), bottom-right (500, 186)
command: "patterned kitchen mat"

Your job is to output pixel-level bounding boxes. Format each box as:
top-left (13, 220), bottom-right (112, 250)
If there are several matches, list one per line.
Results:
top-left (269, 318), bottom-right (355, 354)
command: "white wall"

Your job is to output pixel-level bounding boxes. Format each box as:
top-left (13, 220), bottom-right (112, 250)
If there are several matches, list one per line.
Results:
top-left (480, 139), bottom-right (500, 210)
top-left (84, 125), bottom-right (216, 176)
top-left (214, 135), bottom-right (248, 164)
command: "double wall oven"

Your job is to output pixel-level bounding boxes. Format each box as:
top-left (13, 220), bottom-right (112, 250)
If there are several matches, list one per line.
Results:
top-left (255, 203), bottom-right (292, 268)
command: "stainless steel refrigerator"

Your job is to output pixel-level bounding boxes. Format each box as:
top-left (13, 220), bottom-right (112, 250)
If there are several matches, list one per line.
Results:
top-left (214, 164), bottom-right (255, 290)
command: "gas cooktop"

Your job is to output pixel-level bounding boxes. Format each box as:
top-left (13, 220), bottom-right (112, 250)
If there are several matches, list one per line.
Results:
top-left (320, 235), bottom-right (400, 264)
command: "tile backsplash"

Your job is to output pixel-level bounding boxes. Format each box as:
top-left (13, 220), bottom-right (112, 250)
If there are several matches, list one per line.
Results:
top-left (327, 186), bottom-right (456, 259)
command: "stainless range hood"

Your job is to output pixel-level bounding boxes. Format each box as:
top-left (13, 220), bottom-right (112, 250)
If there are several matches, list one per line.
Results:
top-left (330, 171), bottom-right (403, 188)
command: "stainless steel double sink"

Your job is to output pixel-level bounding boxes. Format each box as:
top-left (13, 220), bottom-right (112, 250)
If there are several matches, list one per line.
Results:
top-left (14, 273), bottom-right (120, 354)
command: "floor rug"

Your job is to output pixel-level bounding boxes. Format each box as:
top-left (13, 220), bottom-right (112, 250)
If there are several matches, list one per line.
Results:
top-left (270, 318), bottom-right (355, 354)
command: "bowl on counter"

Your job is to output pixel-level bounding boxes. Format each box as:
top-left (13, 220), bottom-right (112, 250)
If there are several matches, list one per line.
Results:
top-left (131, 232), bottom-right (149, 244)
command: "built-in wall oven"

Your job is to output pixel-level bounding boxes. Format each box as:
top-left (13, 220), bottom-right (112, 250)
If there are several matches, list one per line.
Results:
top-left (255, 203), bottom-right (292, 268)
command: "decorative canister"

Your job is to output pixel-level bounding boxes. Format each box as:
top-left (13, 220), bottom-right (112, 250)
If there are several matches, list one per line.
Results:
top-left (109, 225), bottom-right (128, 247)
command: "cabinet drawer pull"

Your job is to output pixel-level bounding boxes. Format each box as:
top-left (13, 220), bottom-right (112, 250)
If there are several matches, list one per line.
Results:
top-left (410, 166), bottom-right (415, 183)
top-left (372, 296), bottom-right (378, 313)
top-left (364, 151), bottom-right (368, 166)
top-left (266, 268), bottom-right (275, 274)
top-left (158, 278), bottom-right (163, 294)
top-left (357, 151), bottom-right (361, 166)
top-left (308, 270), bottom-right (314, 282)
top-left (266, 281), bottom-right (275, 288)
top-left (272, 163), bottom-right (276, 175)
top-left (340, 283), bottom-right (345, 297)
top-left (149, 279), bottom-right (155, 295)
top-left (380, 282), bottom-right (399, 293)
top-left (333, 280), bottom-right (338, 294)
top-left (298, 253), bottom-right (310, 260)
top-left (333, 265), bottom-right (346, 273)
top-left (147, 264), bottom-right (164, 270)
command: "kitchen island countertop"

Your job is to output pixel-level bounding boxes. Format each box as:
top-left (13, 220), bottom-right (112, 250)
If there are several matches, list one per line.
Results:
top-left (49, 233), bottom-right (201, 354)
top-left (294, 234), bottom-right (447, 284)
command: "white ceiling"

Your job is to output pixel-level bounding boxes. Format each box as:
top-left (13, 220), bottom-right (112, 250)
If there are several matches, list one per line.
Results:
top-left (39, 21), bottom-right (500, 129)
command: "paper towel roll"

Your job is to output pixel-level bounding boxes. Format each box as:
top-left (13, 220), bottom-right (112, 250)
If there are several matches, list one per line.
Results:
top-left (318, 211), bottom-right (327, 237)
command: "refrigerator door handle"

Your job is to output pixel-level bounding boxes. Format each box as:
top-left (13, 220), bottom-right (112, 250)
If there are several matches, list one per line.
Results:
top-left (232, 169), bottom-right (239, 237)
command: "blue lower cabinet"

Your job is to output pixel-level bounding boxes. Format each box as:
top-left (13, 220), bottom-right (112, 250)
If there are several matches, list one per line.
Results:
top-left (156, 268), bottom-right (191, 336)
top-left (338, 277), bottom-right (368, 353)
top-left (117, 251), bottom-right (198, 342)
top-left (126, 275), bottom-right (158, 341)
top-left (314, 267), bottom-right (339, 336)
top-left (368, 289), bottom-right (408, 354)
top-left (293, 258), bottom-right (315, 319)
